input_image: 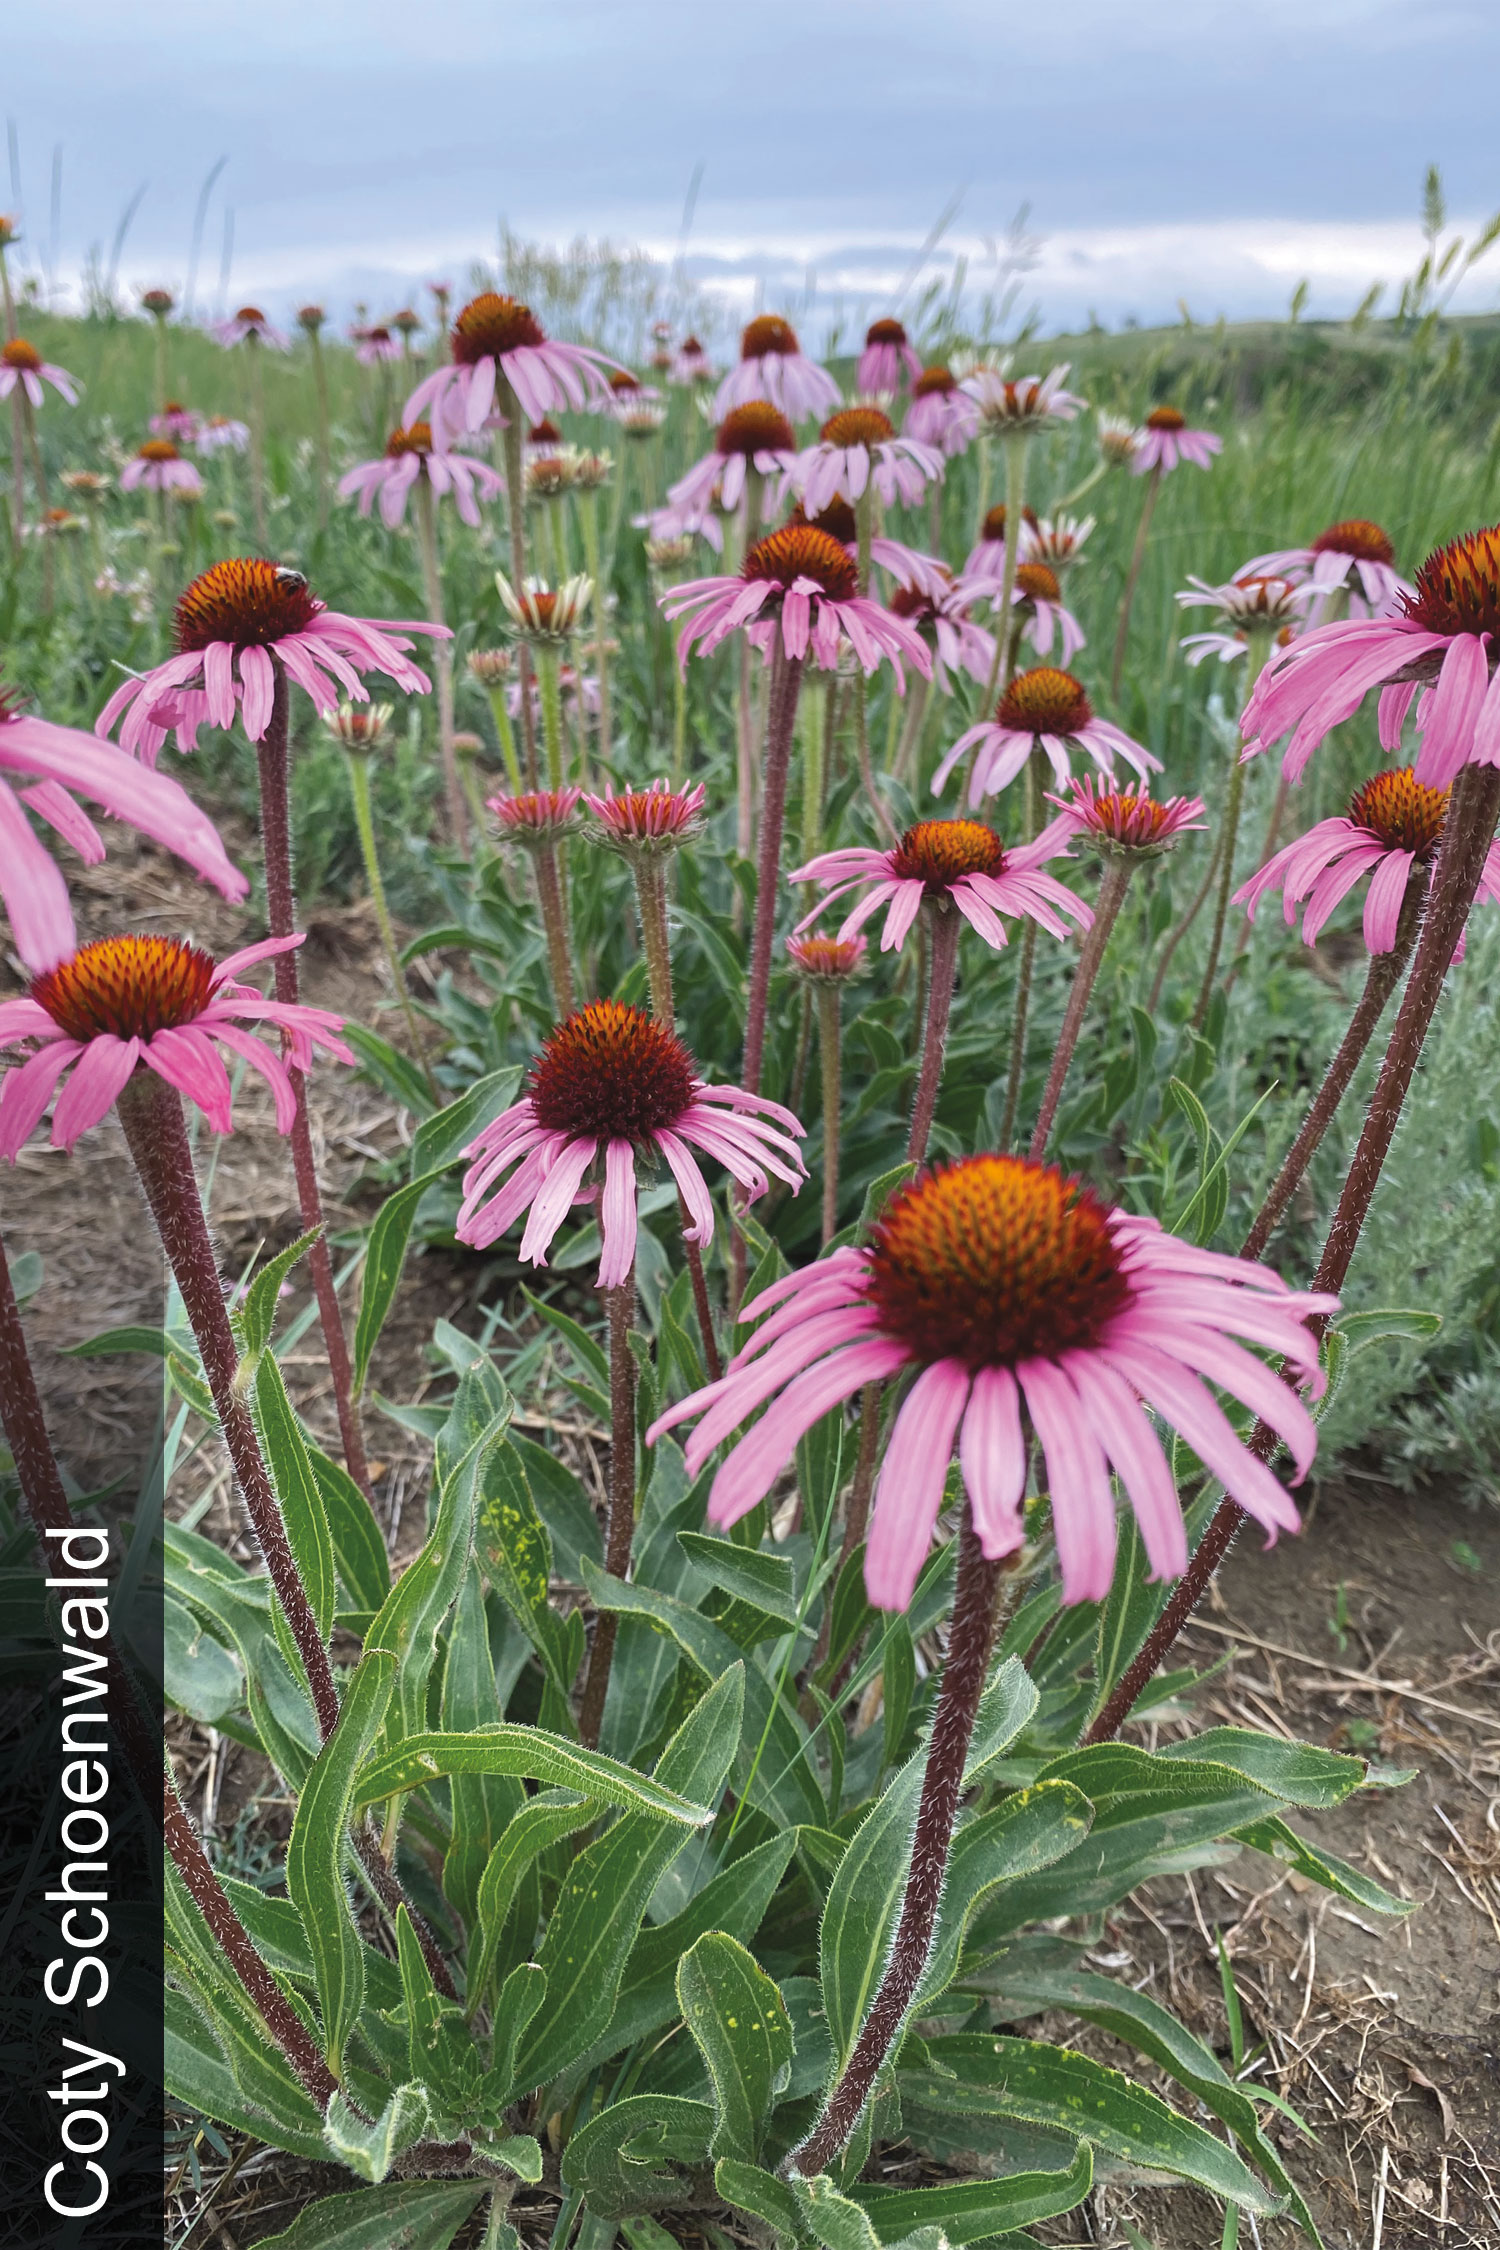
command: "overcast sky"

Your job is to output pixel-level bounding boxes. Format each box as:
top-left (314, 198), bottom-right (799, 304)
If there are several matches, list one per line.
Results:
top-left (8, 0), bottom-right (1499, 338)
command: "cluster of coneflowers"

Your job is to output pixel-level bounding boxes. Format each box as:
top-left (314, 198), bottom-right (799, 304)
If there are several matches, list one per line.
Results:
top-left (5, 270), bottom-right (1500, 2174)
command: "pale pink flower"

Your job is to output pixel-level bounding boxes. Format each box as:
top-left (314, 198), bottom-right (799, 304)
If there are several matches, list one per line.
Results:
top-left (959, 363), bottom-right (1086, 436)
top-left (149, 402), bottom-right (200, 443)
top-left (714, 314), bottom-right (839, 423)
top-left (212, 306), bottom-right (290, 350)
top-left (1242, 528), bottom-right (1500, 787)
top-left (455, 998), bottom-right (805, 1287)
top-left (338, 420), bottom-right (503, 529)
top-left (1025, 513), bottom-right (1095, 574)
top-left (0, 694), bottom-right (247, 973)
top-left (120, 441), bottom-right (203, 496)
top-left (964, 502), bottom-right (1039, 581)
top-left (791, 404), bottom-right (943, 514)
top-left (0, 338), bottom-right (77, 408)
top-left (937, 666), bottom-right (1160, 803)
top-left (196, 415), bottom-right (250, 455)
top-left (354, 325), bottom-right (402, 365)
top-left (857, 318), bottom-right (923, 396)
top-left (662, 521), bottom-right (932, 685)
top-left (1177, 573), bottom-right (1315, 669)
top-left (650, 1154), bottom-right (1335, 1610)
top-left (96, 558), bottom-right (440, 763)
top-left (885, 579), bottom-right (997, 693)
top-left (903, 365), bottom-right (980, 457)
top-left (791, 814), bottom-right (1090, 955)
top-left (0, 932), bottom-right (350, 1157)
top-left (1234, 765), bottom-right (1500, 952)
top-left (1133, 405), bottom-right (1222, 475)
top-left (404, 290), bottom-right (619, 444)
top-left (666, 401), bottom-right (800, 518)
top-left (974, 560), bottom-right (1087, 663)
top-left (670, 334), bottom-right (716, 387)
top-left (1239, 518), bottom-right (1414, 622)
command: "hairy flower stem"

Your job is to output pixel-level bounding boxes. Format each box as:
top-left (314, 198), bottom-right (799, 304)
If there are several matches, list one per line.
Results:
top-left (1029, 856), bottom-right (1134, 1160)
top-left (165, 1771), bottom-right (340, 2107)
top-left (578, 1279), bottom-right (636, 1749)
top-left (256, 679), bottom-right (371, 1495)
top-left (1110, 462), bottom-right (1161, 699)
top-left (908, 904), bottom-right (960, 1165)
top-left (246, 332), bottom-right (269, 550)
top-left (483, 685), bottom-right (523, 795)
top-left (742, 645), bottom-right (805, 1099)
top-left (1239, 882), bottom-right (1422, 1263)
top-left (1152, 633), bottom-right (1273, 1016)
top-left (116, 1069), bottom-right (341, 1738)
top-left (536, 644), bottom-right (567, 790)
top-left (1190, 749), bottom-right (1248, 1030)
top-left (532, 842), bottom-right (576, 1018)
top-left (500, 382), bottom-right (540, 788)
top-left (998, 752), bottom-right (1045, 1148)
top-left (634, 857), bottom-right (721, 1381)
top-left (791, 1511), bottom-right (1011, 2175)
top-left (578, 486), bottom-right (611, 777)
top-left (817, 983), bottom-right (844, 1246)
top-left (414, 478), bottom-right (466, 845)
top-left (343, 747), bottom-right (433, 1089)
top-left (735, 472), bottom-right (766, 901)
top-left (1086, 762), bottom-right (1500, 1745)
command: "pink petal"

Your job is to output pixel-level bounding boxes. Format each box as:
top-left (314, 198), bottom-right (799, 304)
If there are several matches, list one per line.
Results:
top-left (958, 1365), bottom-right (1028, 1560)
top-left (50, 1036), bottom-right (140, 1149)
top-left (1018, 1358), bottom-right (1117, 1604)
top-left (0, 1038), bottom-right (77, 1157)
top-left (517, 1134), bottom-right (597, 1266)
top-left (597, 1138), bottom-right (638, 1289)
top-left (1063, 1354), bottom-right (1185, 1582)
top-left (705, 1337), bottom-right (909, 1532)
top-left (0, 777), bottom-right (78, 971)
top-left (866, 1358), bottom-right (971, 1611)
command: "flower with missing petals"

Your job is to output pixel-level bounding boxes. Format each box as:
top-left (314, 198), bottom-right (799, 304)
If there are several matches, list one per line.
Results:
top-left (885, 579), bottom-right (997, 692)
top-left (714, 313), bottom-right (839, 423)
top-left (937, 667), bottom-right (1160, 803)
top-left (403, 290), bottom-right (620, 444)
top-left (120, 440), bottom-right (203, 496)
top-left (1025, 513), bottom-right (1095, 574)
top-left (0, 932), bottom-right (349, 1155)
top-left (662, 522), bottom-right (932, 683)
top-left (960, 363), bottom-right (1086, 436)
top-left (650, 1153), bottom-right (1335, 1610)
top-left (339, 421), bottom-right (504, 528)
top-left (1133, 404), bottom-right (1222, 475)
top-left (1234, 765), bottom-right (1500, 950)
top-left (1052, 776), bottom-right (1207, 861)
top-left (977, 561), bottom-right (1087, 664)
top-left (455, 999), bottom-right (805, 1285)
top-left (857, 318), bottom-right (923, 396)
top-left (791, 815), bottom-right (1089, 954)
top-left (1178, 573), bottom-right (1315, 668)
top-left (213, 305), bottom-right (289, 350)
top-left (0, 338), bottom-right (78, 408)
top-left (583, 779), bottom-right (706, 856)
top-left (96, 558), bottom-right (440, 761)
top-left (324, 701), bottom-right (395, 753)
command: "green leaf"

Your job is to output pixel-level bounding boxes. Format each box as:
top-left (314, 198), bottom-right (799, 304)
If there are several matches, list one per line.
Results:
top-left (989, 1965), bottom-right (1318, 2240)
top-left (561, 2096), bottom-right (714, 2220)
top-left (1333, 1306), bottom-right (1444, 1350)
top-left (847, 2141), bottom-right (1095, 2242)
top-left (900, 2036), bottom-right (1283, 2215)
top-left (442, 1566), bottom-right (524, 1931)
top-left (521, 1284), bottom-right (609, 1388)
top-left (233, 1227), bottom-right (321, 1378)
top-left (963, 1657), bottom-right (1040, 1784)
top-left (1233, 1816), bottom-right (1415, 1914)
top-left (164, 1988), bottom-right (327, 2162)
top-left (396, 1905), bottom-right (474, 2103)
top-left (881, 1620), bottom-right (915, 1772)
top-left (342, 1020), bottom-right (436, 1115)
top-left (677, 1531), bottom-right (801, 1628)
top-left (248, 2181), bottom-right (488, 2250)
top-left (307, 1439), bottom-right (391, 1612)
top-left (470, 1792), bottom-right (597, 2016)
top-left (286, 1648), bottom-right (396, 2072)
top-left (474, 1435), bottom-right (577, 1703)
top-left (858, 1160), bottom-right (917, 1236)
top-left (512, 1665), bottom-right (745, 2093)
top-left (713, 2159), bottom-right (805, 2242)
top-left (322, 2082), bottom-right (430, 2182)
top-left (1157, 1728), bottom-right (1365, 1810)
top-left (677, 1931), bottom-right (795, 2163)
top-left (791, 2174), bottom-right (884, 2250)
top-left (410, 1065), bottom-right (522, 1180)
top-left (164, 1594), bottom-right (243, 1722)
top-left (353, 1169), bottom-right (446, 1397)
top-left (510, 1435), bottom-right (603, 1582)
top-left (354, 1727), bottom-right (714, 1825)
top-left (7, 1248), bottom-right (41, 1304)
top-left (255, 1352), bottom-right (337, 1644)
top-left (366, 1404), bottom-right (495, 1745)
top-left (490, 1963), bottom-right (548, 2109)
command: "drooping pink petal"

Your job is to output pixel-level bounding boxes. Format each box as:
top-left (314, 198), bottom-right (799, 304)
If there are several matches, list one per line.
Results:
top-left (598, 1137), bottom-right (639, 1289)
top-left (957, 1364), bottom-right (1028, 1560)
top-left (866, 1359), bottom-right (972, 1610)
top-left (1018, 1357), bottom-right (1117, 1604)
top-left (0, 777), bottom-right (78, 970)
top-left (0, 1037), bottom-right (77, 1158)
top-left (1063, 1353), bottom-right (1186, 1583)
top-left (704, 1337), bottom-right (909, 1532)
top-left (517, 1133), bottom-right (597, 1266)
top-left (50, 1035), bottom-right (140, 1149)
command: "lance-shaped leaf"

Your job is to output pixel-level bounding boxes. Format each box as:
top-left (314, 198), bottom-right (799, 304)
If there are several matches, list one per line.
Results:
top-left (322, 2083), bottom-right (430, 2183)
top-left (560, 2096), bottom-right (715, 2219)
top-left (307, 1438), bottom-right (391, 1612)
top-left (470, 1792), bottom-right (598, 2015)
top-left (249, 2180), bottom-right (489, 2250)
top-left (474, 1434), bottom-right (578, 1704)
top-left (164, 1989), bottom-right (327, 2163)
top-left (1232, 1815), bottom-right (1414, 1915)
top-left (713, 2159), bottom-right (805, 2243)
top-left (286, 1647), bottom-right (396, 2074)
top-left (365, 1402), bottom-right (498, 1745)
top-left (511, 1665), bottom-right (744, 2094)
top-left (845, 2140), bottom-right (1095, 2242)
top-left (677, 1532), bottom-right (801, 1629)
top-left (353, 1726), bottom-right (714, 1825)
top-left (255, 1352), bottom-right (336, 1644)
top-left (677, 1931), bottom-right (794, 2163)
top-left (232, 1225), bottom-right (320, 1380)
top-left (442, 1566), bottom-right (524, 1931)
top-left (898, 2035), bottom-right (1284, 2216)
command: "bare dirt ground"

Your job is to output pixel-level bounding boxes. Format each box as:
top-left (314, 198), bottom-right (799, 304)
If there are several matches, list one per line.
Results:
top-left (6, 834), bottom-right (1497, 2249)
